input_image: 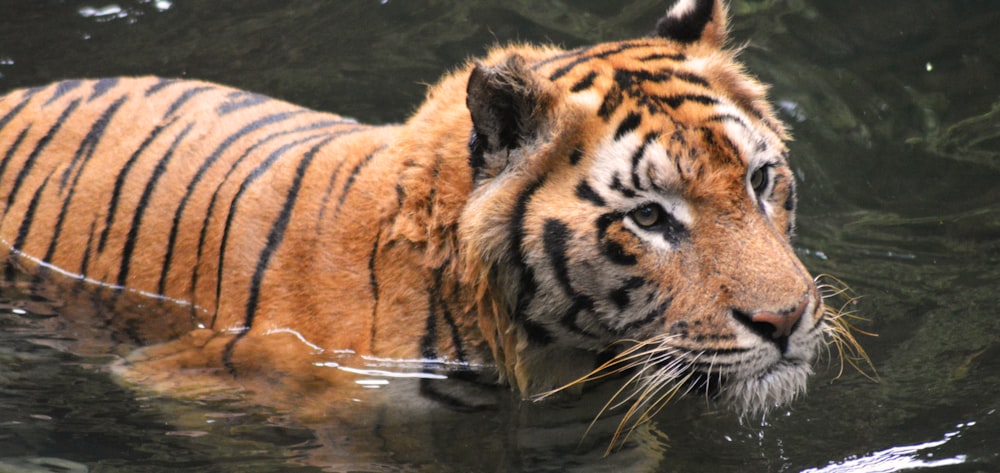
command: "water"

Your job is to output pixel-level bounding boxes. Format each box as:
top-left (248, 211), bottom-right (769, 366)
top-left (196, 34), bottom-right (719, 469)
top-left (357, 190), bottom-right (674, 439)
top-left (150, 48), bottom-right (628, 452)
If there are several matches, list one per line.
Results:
top-left (1, 0), bottom-right (999, 471)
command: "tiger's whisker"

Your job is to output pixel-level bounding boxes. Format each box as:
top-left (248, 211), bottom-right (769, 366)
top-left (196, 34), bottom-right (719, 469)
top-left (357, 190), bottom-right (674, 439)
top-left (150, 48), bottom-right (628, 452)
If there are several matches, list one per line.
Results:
top-left (815, 274), bottom-right (878, 381)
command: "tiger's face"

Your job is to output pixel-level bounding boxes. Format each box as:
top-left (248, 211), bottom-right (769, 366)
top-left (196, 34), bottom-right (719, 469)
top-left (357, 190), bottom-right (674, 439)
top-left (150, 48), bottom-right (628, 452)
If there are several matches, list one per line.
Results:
top-left (461, 0), bottom-right (826, 416)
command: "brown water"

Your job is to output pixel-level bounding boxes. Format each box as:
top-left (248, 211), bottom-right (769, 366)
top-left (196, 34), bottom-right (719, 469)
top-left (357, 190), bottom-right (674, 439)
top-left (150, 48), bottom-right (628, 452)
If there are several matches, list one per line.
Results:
top-left (1, 1), bottom-right (999, 471)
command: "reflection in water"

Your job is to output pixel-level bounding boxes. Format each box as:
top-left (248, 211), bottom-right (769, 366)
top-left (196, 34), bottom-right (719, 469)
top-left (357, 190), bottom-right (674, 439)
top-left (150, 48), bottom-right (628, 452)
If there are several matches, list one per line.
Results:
top-left (1, 273), bottom-right (668, 471)
top-left (78, 1), bottom-right (174, 23)
top-left (78, 5), bottom-right (128, 20)
top-left (802, 422), bottom-right (975, 473)
top-left (77, 0), bottom-right (173, 21)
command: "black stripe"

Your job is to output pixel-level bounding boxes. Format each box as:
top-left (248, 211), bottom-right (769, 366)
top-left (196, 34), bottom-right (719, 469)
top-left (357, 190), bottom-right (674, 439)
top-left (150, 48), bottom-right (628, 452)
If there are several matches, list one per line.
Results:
top-left (638, 52), bottom-right (686, 62)
top-left (595, 212), bottom-right (637, 266)
top-left (420, 280), bottom-right (439, 360)
top-left (88, 78), bottom-right (119, 102)
top-left (44, 96), bottom-right (128, 265)
top-left (508, 180), bottom-right (555, 345)
top-left (716, 133), bottom-right (743, 166)
top-left (163, 85), bottom-right (214, 119)
top-left (759, 115), bottom-right (784, 139)
top-left (144, 78), bottom-right (179, 96)
top-left (196, 119), bottom-right (361, 318)
top-left (437, 272), bottom-right (467, 362)
top-left (669, 129), bottom-right (688, 149)
top-left (690, 346), bottom-right (751, 357)
top-left (609, 277), bottom-right (646, 309)
top-left (574, 180), bottom-right (605, 207)
top-left (630, 133), bottom-right (657, 190)
top-left (212, 133), bottom-right (330, 325)
top-left (784, 178), bottom-right (797, 212)
top-left (614, 112), bottom-right (642, 141)
top-left (42, 180), bottom-right (75, 264)
top-left (706, 113), bottom-right (751, 130)
top-left (216, 92), bottom-right (269, 116)
top-left (610, 173), bottom-right (636, 199)
top-left (12, 174), bottom-right (52, 252)
top-left (542, 219), bottom-right (582, 297)
top-left (510, 180), bottom-right (542, 291)
top-left (43, 80), bottom-right (83, 106)
top-left (543, 219), bottom-right (601, 339)
top-left (658, 211), bottom-right (689, 246)
top-left (368, 229), bottom-right (382, 350)
top-left (570, 71), bottom-right (598, 93)
top-left (221, 134), bottom-right (332, 371)
top-left (80, 220), bottom-right (96, 277)
top-left (533, 45), bottom-right (595, 73)
top-left (597, 85), bottom-right (623, 120)
top-left (5, 98), bottom-right (80, 216)
top-left (248, 135), bottom-right (333, 311)
top-left (559, 298), bottom-right (601, 339)
top-left (97, 115), bottom-right (180, 253)
top-left (0, 126), bottom-right (31, 193)
top-left (522, 319), bottom-right (554, 345)
top-left (674, 71), bottom-right (710, 87)
top-left (164, 111), bottom-right (305, 301)
top-left (754, 139), bottom-right (769, 155)
top-left (615, 68), bottom-right (673, 85)
top-left (658, 94), bottom-right (718, 109)
top-left (59, 95), bottom-right (127, 190)
top-left (118, 122), bottom-right (196, 290)
top-left (547, 42), bottom-right (644, 81)
top-left (424, 156), bottom-right (442, 219)
top-left (568, 147), bottom-right (583, 165)
top-left (0, 88), bottom-right (41, 134)
top-left (315, 154), bottom-right (350, 224)
top-left (613, 297), bottom-right (671, 335)
top-left (368, 171), bottom-right (406, 350)
top-left (333, 148), bottom-right (380, 217)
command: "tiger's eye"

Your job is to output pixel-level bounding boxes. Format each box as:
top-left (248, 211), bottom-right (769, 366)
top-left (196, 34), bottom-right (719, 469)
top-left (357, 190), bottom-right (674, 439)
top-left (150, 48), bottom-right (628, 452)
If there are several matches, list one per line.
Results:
top-left (631, 204), bottom-right (663, 228)
top-left (750, 167), bottom-right (768, 194)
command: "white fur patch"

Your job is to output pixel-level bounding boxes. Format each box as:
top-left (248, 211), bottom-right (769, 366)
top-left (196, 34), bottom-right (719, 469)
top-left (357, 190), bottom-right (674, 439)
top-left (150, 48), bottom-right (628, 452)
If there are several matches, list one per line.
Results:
top-left (590, 133), bottom-right (693, 251)
top-left (666, 0), bottom-right (699, 20)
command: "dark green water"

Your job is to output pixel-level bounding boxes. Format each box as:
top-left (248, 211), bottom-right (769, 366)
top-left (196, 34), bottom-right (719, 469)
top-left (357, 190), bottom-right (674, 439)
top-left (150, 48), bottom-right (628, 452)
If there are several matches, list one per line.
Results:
top-left (1, 1), bottom-right (999, 471)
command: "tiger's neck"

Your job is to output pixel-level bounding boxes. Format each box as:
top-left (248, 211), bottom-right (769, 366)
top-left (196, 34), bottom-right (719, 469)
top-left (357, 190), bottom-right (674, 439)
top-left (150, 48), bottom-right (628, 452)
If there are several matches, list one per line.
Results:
top-left (393, 65), bottom-right (602, 397)
top-left (344, 67), bottom-right (494, 367)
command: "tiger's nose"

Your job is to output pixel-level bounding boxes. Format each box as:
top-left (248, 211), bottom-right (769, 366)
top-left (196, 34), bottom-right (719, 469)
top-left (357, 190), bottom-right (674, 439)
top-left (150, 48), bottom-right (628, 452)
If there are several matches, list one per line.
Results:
top-left (751, 297), bottom-right (808, 340)
top-left (733, 297), bottom-right (809, 352)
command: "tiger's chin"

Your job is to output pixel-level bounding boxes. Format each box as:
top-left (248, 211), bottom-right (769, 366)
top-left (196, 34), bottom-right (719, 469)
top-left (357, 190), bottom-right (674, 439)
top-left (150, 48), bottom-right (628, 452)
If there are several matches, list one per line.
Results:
top-left (626, 352), bottom-right (817, 421)
top-left (713, 358), bottom-right (815, 418)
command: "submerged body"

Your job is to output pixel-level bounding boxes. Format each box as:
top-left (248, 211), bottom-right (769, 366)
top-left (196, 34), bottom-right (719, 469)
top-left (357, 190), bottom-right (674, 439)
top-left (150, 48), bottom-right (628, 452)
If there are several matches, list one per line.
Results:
top-left (0, 0), bottom-right (856, 417)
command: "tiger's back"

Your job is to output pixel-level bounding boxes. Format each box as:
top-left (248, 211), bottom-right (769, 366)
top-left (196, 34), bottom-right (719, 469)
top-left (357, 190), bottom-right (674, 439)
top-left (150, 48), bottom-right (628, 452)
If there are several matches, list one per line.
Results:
top-left (0, 77), bottom-right (448, 355)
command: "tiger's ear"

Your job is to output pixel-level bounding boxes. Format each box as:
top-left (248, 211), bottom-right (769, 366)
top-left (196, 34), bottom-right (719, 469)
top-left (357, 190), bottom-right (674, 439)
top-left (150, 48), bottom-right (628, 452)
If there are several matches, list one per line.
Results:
top-left (654, 0), bottom-right (728, 48)
top-left (466, 54), bottom-right (556, 179)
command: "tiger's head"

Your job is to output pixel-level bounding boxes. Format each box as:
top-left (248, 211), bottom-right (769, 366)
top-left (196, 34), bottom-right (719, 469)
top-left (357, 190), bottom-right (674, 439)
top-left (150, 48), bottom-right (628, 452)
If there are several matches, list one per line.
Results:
top-left (458, 0), bottom-right (846, 417)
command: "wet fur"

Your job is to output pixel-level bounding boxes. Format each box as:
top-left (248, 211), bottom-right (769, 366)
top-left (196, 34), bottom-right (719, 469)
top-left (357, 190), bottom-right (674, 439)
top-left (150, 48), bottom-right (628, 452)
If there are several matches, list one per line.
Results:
top-left (0, 0), bottom-right (864, 419)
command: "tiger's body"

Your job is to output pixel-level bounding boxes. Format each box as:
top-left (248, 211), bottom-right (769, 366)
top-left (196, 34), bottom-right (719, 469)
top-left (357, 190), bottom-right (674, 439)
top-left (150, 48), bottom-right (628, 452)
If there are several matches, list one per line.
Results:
top-left (0, 0), bottom-right (859, 418)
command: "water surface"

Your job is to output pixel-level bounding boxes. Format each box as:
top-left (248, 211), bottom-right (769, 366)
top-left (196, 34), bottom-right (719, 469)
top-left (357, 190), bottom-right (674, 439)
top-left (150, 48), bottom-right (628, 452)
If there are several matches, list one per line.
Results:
top-left (1, 1), bottom-right (998, 471)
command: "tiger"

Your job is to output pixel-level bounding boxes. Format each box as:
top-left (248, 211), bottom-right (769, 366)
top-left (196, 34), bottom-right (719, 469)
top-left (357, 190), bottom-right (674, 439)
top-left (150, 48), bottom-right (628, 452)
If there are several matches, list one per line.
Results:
top-left (0, 0), bottom-right (864, 425)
